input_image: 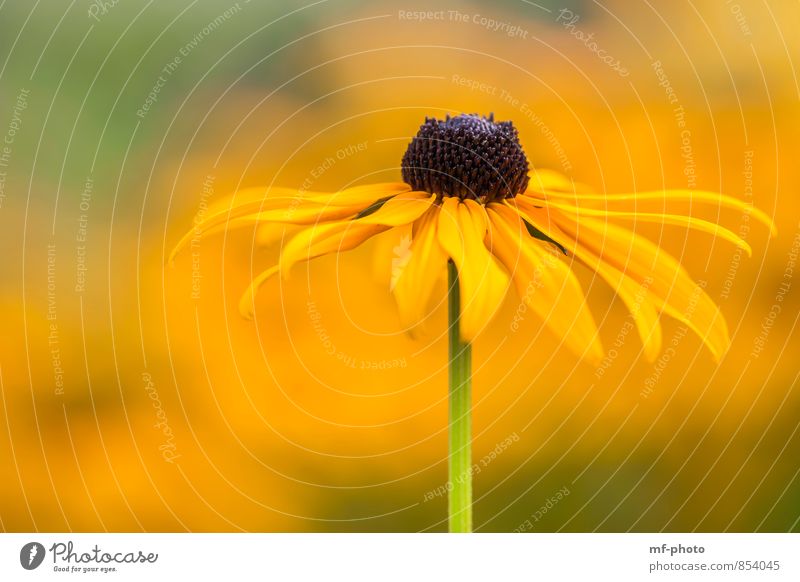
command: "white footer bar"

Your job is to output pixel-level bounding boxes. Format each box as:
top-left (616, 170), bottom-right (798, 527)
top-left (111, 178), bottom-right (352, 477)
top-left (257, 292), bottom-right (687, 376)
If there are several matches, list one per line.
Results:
top-left (1, 533), bottom-right (797, 581)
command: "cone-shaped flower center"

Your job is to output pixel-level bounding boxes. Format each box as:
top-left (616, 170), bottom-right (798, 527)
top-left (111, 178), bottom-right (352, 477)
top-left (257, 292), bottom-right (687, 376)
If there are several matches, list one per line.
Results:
top-left (401, 113), bottom-right (530, 203)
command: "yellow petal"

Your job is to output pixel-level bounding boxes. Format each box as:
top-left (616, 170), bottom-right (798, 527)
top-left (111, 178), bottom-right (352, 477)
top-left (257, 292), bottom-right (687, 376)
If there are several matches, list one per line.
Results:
top-left (305, 182), bottom-right (411, 206)
top-left (169, 183), bottom-right (411, 264)
top-left (392, 206), bottom-right (447, 334)
top-left (537, 188), bottom-right (776, 236)
top-left (255, 222), bottom-right (294, 247)
top-left (239, 265), bottom-right (280, 319)
top-left (487, 204), bottom-right (603, 364)
top-left (203, 186), bottom-right (321, 216)
top-left (437, 198), bottom-right (510, 342)
top-left (516, 200), bottom-right (730, 361)
top-left (211, 182), bottom-right (409, 214)
top-left (538, 200), bottom-right (753, 256)
top-left (507, 200), bottom-right (665, 360)
top-left (611, 276), bottom-right (663, 362)
top-left (355, 192), bottom-right (436, 226)
top-left (279, 221), bottom-right (388, 277)
top-left (526, 169), bottom-right (592, 194)
top-left (240, 190), bottom-right (424, 314)
top-left (170, 200), bottom-right (358, 265)
top-left (369, 225), bottom-right (412, 286)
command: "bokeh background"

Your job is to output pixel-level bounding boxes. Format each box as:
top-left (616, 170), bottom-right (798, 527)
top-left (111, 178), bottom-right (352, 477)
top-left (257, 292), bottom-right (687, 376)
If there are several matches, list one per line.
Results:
top-left (1, 0), bottom-right (798, 532)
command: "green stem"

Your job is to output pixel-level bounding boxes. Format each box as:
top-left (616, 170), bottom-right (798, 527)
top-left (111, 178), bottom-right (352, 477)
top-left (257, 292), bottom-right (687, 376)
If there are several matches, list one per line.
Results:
top-left (447, 260), bottom-right (472, 533)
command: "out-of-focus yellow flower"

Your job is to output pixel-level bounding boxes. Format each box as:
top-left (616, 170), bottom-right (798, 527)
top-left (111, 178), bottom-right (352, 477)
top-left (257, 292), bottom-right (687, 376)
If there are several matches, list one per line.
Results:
top-left (172, 113), bottom-right (774, 365)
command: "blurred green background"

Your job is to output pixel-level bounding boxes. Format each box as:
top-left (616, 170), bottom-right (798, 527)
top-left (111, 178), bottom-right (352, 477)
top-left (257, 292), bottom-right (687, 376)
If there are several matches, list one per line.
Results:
top-left (0, 0), bottom-right (798, 532)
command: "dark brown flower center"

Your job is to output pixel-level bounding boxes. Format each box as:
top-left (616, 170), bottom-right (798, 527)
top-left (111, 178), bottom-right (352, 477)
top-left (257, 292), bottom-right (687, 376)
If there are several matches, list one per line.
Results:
top-left (401, 113), bottom-right (530, 203)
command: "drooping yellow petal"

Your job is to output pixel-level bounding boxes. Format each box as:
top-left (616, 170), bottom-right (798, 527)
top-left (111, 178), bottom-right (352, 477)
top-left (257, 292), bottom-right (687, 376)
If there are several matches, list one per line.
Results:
top-left (487, 204), bottom-right (603, 364)
top-left (168, 200), bottom-right (359, 264)
top-left (279, 221), bottom-right (388, 277)
top-left (239, 265), bottom-right (280, 319)
top-left (437, 198), bottom-right (510, 342)
top-left (209, 182), bottom-right (410, 215)
top-left (510, 204), bottom-right (662, 360)
top-left (354, 192), bottom-right (436, 226)
top-left (513, 198), bottom-right (730, 360)
top-left (278, 193), bottom-right (434, 277)
top-left (526, 169), bottom-right (591, 193)
top-left (369, 225), bottom-right (412, 286)
top-left (534, 188), bottom-right (776, 236)
top-left (305, 182), bottom-right (412, 206)
top-left (392, 206), bottom-right (447, 334)
top-left (169, 182), bottom-right (411, 264)
top-left (255, 222), bottom-right (294, 247)
top-left (609, 275), bottom-right (663, 362)
top-left (572, 219), bottom-right (729, 360)
top-left (202, 186), bottom-right (323, 216)
top-left (537, 200), bottom-right (753, 256)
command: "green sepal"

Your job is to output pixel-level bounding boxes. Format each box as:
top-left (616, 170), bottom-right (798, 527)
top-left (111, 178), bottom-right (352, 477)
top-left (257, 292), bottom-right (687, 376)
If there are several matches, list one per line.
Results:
top-left (354, 195), bottom-right (395, 219)
top-left (522, 219), bottom-right (567, 255)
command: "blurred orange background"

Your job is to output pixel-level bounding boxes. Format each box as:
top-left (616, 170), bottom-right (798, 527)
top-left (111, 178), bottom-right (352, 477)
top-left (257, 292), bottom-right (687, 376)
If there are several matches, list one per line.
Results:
top-left (0, 0), bottom-right (798, 532)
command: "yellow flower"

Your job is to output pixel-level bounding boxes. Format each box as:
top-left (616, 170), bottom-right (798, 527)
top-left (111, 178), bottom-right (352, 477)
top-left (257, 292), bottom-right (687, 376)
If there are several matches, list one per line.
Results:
top-left (171, 113), bottom-right (774, 365)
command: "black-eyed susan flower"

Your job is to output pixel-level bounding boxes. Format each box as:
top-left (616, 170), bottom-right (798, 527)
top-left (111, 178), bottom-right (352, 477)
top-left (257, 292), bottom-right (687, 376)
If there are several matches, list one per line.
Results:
top-left (171, 113), bottom-right (774, 532)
